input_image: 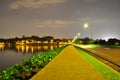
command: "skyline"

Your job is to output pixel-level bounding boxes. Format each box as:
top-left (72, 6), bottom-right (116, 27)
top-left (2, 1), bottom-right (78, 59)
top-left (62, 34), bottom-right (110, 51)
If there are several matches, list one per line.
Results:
top-left (0, 0), bottom-right (120, 40)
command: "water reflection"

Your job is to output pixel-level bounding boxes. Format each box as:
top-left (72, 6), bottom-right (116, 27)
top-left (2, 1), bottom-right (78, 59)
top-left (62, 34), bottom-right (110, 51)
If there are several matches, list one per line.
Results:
top-left (0, 44), bottom-right (63, 53)
top-left (0, 44), bottom-right (64, 72)
top-left (0, 44), bottom-right (5, 51)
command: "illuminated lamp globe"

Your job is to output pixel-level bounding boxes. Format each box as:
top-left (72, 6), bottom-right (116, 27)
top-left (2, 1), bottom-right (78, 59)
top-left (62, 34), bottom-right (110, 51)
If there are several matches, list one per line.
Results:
top-left (84, 23), bottom-right (89, 28)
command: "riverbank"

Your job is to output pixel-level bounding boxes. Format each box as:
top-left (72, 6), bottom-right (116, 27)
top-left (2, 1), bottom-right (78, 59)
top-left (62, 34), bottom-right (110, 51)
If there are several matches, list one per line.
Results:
top-left (0, 46), bottom-right (66, 80)
top-left (0, 44), bottom-right (63, 72)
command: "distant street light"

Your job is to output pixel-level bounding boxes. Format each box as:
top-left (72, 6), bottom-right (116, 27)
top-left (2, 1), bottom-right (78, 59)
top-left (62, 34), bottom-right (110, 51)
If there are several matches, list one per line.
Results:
top-left (83, 23), bottom-right (89, 28)
top-left (77, 33), bottom-right (80, 36)
top-left (72, 33), bottom-right (81, 43)
top-left (83, 22), bottom-right (93, 39)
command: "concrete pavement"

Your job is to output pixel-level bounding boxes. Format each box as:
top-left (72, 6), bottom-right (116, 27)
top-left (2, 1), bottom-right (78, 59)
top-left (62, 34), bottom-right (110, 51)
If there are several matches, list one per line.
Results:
top-left (30, 45), bottom-right (103, 80)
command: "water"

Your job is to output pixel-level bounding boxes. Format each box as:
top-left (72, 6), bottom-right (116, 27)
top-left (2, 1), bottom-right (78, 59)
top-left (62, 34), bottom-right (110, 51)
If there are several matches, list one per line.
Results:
top-left (0, 44), bottom-right (62, 72)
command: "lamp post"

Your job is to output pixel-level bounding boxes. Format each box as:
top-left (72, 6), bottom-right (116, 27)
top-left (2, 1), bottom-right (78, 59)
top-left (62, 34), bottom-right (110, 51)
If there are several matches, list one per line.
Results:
top-left (83, 22), bottom-right (93, 39)
top-left (72, 33), bottom-right (81, 43)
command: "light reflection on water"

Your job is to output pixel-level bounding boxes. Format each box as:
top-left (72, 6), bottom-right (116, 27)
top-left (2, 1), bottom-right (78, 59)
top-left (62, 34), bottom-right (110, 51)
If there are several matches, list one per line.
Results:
top-left (0, 44), bottom-right (5, 51)
top-left (0, 44), bottom-right (63, 72)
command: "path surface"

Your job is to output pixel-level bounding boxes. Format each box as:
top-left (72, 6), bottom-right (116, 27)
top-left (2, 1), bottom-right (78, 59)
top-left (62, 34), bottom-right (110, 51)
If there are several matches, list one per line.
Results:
top-left (30, 45), bottom-right (103, 80)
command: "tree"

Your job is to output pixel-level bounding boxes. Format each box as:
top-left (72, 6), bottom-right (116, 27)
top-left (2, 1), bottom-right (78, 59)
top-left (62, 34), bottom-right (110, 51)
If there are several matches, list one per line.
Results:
top-left (41, 36), bottom-right (54, 41)
top-left (107, 38), bottom-right (119, 45)
top-left (82, 37), bottom-right (90, 44)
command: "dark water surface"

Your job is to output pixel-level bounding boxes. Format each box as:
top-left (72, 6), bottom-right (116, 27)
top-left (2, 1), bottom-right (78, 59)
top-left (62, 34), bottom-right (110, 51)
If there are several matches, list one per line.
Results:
top-left (0, 44), bottom-right (62, 72)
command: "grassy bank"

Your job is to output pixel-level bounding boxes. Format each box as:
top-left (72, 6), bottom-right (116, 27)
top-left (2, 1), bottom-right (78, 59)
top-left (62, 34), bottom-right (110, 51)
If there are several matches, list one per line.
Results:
top-left (76, 47), bottom-right (120, 80)
top-left (75, 44), bottom-right (120, 49)
top-left (0, 46), bottom-right (66, 80)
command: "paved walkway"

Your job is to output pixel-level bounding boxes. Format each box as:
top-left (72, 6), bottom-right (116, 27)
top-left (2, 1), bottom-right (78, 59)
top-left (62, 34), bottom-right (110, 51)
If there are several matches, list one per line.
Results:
top-left (30, 45), bottom-right (103, 80)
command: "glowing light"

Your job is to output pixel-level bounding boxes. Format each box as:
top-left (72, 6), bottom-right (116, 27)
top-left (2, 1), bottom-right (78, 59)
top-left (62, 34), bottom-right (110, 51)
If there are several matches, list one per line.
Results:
top-left (51, 39), bottom-right (53, 43)
top-left (77, 33), bottom-right (80, 36)
top-left (43, 46), bottom-right (49, 50)
top-left (0, 42), bottom-right (5, 50)
top-left (72, 33), bottom-right (81, 43)
top-left (75, 36), bottom-right (78, 39)
top-left (83, 23), bottom-right (89, 28)
top-left (50, 46), bottom-right (54, 50)
top-left (43, 41), bottom-right (48, 44)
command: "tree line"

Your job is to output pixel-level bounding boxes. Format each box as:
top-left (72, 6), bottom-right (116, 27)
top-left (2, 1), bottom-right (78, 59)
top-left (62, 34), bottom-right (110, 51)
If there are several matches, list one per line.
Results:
top-left (76, 37), bottom-right (120, 45)
top-left (0, 35), bottom-right (54, 43)
top-left (94, 38), bottom-right (120, 45)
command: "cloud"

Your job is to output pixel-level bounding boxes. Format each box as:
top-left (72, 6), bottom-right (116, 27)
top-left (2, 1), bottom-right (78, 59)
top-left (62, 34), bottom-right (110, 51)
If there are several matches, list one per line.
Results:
top-left (84, 0), bottom-right (99, 3)
top-left (35, 18), bottom-right (107, 28)
top-left (36, 20), bottom-right (74, 28)
top-left (9, 0), bottom-right (67, 10)
top-left (79, 17), bottom-right (108, 25)
top-left (41, 20), bottom-right (72, 25)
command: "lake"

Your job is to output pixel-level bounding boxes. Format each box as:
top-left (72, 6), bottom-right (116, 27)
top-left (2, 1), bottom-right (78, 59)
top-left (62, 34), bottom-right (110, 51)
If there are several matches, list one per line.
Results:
top-left (0, 44), bottom-right (62, 72)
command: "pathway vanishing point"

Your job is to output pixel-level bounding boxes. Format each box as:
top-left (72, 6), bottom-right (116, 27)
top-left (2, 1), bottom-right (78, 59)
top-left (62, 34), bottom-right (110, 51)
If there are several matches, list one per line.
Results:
top-left (30, 45), bottom-right (103, 80)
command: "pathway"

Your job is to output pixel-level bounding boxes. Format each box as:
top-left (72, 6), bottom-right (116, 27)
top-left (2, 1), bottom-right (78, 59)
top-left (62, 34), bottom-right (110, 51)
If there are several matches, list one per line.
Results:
top-left (30, 45), bottom-right (103, 80)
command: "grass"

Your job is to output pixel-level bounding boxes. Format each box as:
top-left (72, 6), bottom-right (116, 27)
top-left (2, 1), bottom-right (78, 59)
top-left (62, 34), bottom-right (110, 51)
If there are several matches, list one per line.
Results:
top-left (76, 47), bottom-right (120, 80)
top-left (0, 45), bottom-right (66, 80)
top-left (76, 44), bottom-right (120, 49)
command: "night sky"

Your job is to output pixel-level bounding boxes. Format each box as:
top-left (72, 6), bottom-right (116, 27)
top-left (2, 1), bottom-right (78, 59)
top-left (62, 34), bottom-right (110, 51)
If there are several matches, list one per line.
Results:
top-left (0, 0), bottom-right (120, 40)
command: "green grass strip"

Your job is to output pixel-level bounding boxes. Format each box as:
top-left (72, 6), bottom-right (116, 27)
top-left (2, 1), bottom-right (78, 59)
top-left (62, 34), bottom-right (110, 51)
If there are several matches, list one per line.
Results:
top-left (76, 47), bottom-right (120, 80)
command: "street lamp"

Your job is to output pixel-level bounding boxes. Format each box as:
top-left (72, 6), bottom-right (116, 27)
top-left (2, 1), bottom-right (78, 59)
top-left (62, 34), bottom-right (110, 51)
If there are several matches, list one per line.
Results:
top-left (77, 33), bottom-right (80, 36)
top-left (83, 22), bottom-right (93, 39)
top-left (72, 33), bottom-right (81, 43)
top-left (83, 23), bottom-right (89, 28)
